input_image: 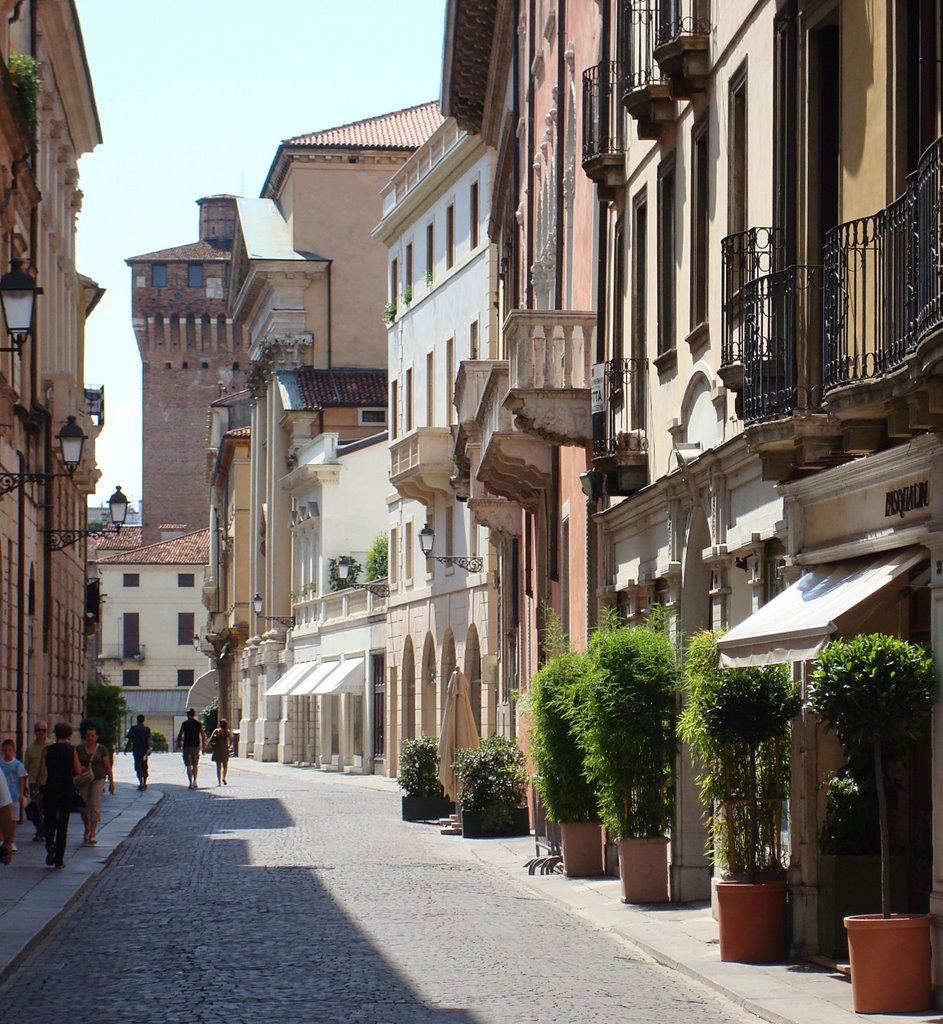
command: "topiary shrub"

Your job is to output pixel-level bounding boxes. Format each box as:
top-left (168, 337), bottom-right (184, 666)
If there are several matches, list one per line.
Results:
top-left (150, 729), bottom-right (169, 753)
top-left (397, 736), bottom-right (443, 797)
top-left (453, 735), bottom-right (528, 832)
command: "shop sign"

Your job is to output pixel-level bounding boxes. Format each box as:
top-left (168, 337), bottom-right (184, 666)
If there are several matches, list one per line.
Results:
top-left (884, 480), bottom-right (929, 519)
top-left (591, 363), bottom-right (605, 414)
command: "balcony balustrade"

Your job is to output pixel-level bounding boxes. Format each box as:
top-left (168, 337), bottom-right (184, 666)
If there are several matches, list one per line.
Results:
top-left (503, 309), bottom-right (595, 446)
top-left (591, 356), bottom-right (649, 496)
top-left (581, 61), bottom-right (626, 199)
top-left (620, 2), bottom-right (673, 138)
top-left (98, 644), bottom-right (145, 662)
top-left (652, 0), bottom-right (711, 97)
top-left (389, 426), bottom-right (453, 505)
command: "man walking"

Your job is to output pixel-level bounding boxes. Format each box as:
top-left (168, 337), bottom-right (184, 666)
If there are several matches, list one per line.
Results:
top-left (125, 714), bottom-right (152, 791)
top-left (24, 721), bottom-right (51, 843)
top-left (176, 709), bottom-right (206, 789)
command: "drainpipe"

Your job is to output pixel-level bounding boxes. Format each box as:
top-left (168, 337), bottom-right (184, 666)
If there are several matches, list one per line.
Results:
top-left (325, 260), bottom-right (333, 368)
top-left (16, 451), bottom-right (26, 758)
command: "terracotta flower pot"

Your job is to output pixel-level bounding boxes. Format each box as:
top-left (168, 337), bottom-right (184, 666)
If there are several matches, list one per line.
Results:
top-left (559, 822), bottom-right (604, 877)
top-left (714, 879), bottom-right (787, 963)
top-left (844, 914), bottom-right (931, 1013)
top-left (616, 836), bottom-right (669, 903)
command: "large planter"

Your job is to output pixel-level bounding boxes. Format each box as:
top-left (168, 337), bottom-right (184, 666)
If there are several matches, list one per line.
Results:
top-left (460, 806), bottom-right (530, 839)
top-left (817, 855), bottom-right (906, 959)
top-left (616, 836), bottom-right (670, 903)
top-left (714, 879), bottom-right (787, 963)
top-left (559, 822), bottom-right (604, 877)
top-left (401, 795), bottom-right (454, 822)
top-left (845, 914), bottom-right (931, 1013)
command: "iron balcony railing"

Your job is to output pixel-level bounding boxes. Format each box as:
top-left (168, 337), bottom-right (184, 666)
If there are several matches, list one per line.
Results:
top-left (721, 227), bottom-right (785, 367)
top-left (654, 0), bottom-right (711, 46)
top-left (621, 2), bottom-right (666, 93)
top-left (915, 134), bottom-right (943, 345)
top-left (98, 644), bottom-right (145, 661)
top-left (742, 265), bottom-right (822, 424)
top-left (581, 61), bottom-right (625, 167)
top-left (592, 357), bottom-right (648, 459)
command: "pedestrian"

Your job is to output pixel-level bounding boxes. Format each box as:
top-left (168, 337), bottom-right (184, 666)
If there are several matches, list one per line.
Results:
top-left (76, 725), bottom-right (114, 845)
top-left (0, 739), bottom-right (27, 851)
top-left (24, 721), bottom-right (52, 843)
top-left (38, 722), bottom-right (81, 869)
top-left (125, 714), bottom-right (152, 791)
top-left (0, 774), bottom-right (13, 865)
top-left (176, 708), bottom-right (206, 789)
top-left (207, 718), bottom-right (233, 786)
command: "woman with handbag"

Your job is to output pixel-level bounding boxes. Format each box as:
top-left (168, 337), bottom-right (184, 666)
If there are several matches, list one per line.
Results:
top-left (76, 725), bottom-right (114, 845)
top-left (38, 723), bottom-right (82, 868)
top-left (208, 719), bottom-right (232, 786)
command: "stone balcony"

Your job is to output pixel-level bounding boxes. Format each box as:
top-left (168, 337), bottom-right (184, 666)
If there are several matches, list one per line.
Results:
top-left (503, 309), bottom-right (596, 446)
top-left (390, 426), bottom-right (453, 505)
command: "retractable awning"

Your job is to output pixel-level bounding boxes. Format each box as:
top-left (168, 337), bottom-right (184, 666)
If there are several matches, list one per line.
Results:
top-left (717, 548), bottom-right (926, 668)
top-left (312, 657), bottom-right (365, 696)
top-left (290, 661), bottom-right (339, 696)
top-left (263, 661), bottom-right (318, 698)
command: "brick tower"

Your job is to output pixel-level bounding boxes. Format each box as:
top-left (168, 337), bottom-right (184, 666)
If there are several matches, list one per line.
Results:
top-left (127, 196), bottom-right (244, 544)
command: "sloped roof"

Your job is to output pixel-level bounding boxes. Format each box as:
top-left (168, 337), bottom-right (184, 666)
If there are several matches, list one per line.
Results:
top-left (277, 368), bottom-right (388, 411)
top-left (235, 198), bottom-right (326, 262)
top-left (91, 526), bottom-right (143, 553)
top-left (225, 425), bottom-right (251, 439)
top-left (97, 528), bottom-right (210, 566)
top-left (126, 238), bottom-right (232, 264)
top-left (284, 101), bottom-right (443, 150)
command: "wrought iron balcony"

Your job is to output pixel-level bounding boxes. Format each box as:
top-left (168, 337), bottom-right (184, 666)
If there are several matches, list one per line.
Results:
top-left (591, 357), bottom-right (649, 496)
top-left (389, 426), bottom-right (453, 505)
top-left (652, 0), bottom-right (711, 97)
top-left (98, 644), bottom-right (145, 662)
top-left (503, 309), bottom-right (595, 446)
top-left (720, 227), bottom-right (785, 393)
top-left (620, 2), bottom-right (673, 138)
top-left (581, 61), bottom-right (626, 198)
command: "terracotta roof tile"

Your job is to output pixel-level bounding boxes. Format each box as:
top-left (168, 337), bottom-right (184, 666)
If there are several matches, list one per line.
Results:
top-left (127, 239), bottom-right (232, 264)
top-left (279, 368), bottom-right (388, 411)
top-left (91, 526), bottom-right (143, 553)
top-left (97, 528), bottom-right (210, 566)
top-left (225, 425), bottom-right (251, 439)
top-left (284, 101), bottom-right (443, 151)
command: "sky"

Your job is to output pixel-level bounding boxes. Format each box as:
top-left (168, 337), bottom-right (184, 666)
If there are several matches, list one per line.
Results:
top-left (75, 0), bottom-right (447, 506)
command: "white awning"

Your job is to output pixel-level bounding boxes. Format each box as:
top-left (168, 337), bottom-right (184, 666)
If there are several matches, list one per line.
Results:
top-left (290, 661), bottom-right (339, 696)
top-left (312, 657), bottom-right (365, 696)
top-left (186, 669), bottom-right (218, 712)
top-left (717, 548), bottom-right (926, 668)
top-left (263, 662), bottom-right (317, 698)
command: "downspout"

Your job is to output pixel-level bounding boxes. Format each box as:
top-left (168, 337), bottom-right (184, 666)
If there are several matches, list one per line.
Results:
top-left (554, 0), bottom-right (565, 307)
top-left (16, 451), bottom-right (26, 758)
top-left (511, 0), bottom-right (521, 310)
top-left (325, 260), bottom-right (333, 369)
top-left (526, 0), bottom-right (536, 308)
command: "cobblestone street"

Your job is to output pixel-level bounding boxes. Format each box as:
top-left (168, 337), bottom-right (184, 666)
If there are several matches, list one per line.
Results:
top-left (0, 755), bottom-right (761, 1024)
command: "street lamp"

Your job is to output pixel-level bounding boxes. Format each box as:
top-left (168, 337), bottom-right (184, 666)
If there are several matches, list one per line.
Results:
top-left (336, 555), bottom-right (390, 597)
top-left (416, 522), bottom-right (483, 573)
top-left (0, 415), bottom-right (87, 495)
top-left (0, 258), bottom-right (42, 355)
top-left (252, 592), bottom-right (295, 629)
top-left (47, 484), bottom-right (129, 550)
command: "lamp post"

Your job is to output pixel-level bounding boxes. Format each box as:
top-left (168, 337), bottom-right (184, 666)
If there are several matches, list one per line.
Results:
top-left (47, 484), bottom-right (129, 551)
top-left (416, 522), bottom-right (483, 573)
top-left (336, 555), bottom-right (390, 597)
top-left (0, 258), bottom-right (41, 355)
top-left (252, 592), bottom-right (295, 629)
top-left (0, 415), bottom-right (87, 495)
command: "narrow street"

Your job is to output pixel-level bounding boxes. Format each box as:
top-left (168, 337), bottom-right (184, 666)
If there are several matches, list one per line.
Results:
top-left (0, 756), bottom-right (759, 1024)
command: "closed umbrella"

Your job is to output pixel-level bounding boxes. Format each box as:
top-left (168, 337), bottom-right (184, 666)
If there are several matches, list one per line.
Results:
top-left (437, 667), bottom-right (480, 801)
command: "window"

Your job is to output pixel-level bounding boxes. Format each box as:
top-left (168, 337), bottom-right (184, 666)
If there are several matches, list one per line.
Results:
top-left (372, 654), bottom-right (386, 758)
top-left (177, 669), bottom-right (195, 688)
top-left (123, 573), bottom-right (140, 588)
top-left (360, 409), bottom-right (386, 425)
top-left (122, 669), bottom-right (140, 687)
top-left (657, 162), bottom-right (676, 355)
top-left (177, 573), bottom-right (195, 588)
top-left (405, 243), bottom-right (413, 290)
top-left (470, 180), bottom-right (479, 249)
top-left (728, 66), bottom-right (748, 235)
top-left (405, 368), bottom-right (413, 432)
top-left (426, 351), bottom-right (435, 425)
top-left (391, 383), bottom-right (399, 440)
top-left (178, 611), bottom-right (195, 646)
top-left (123, 612), bottom-right (140, 659)
top-left (691, 118), bottom-right (710, 328)
top-left (404, 522), bottom-right (413, 583)
top-left (631, 190), bottom-right (649, 427)
top-left (390, 257), bottom-right (398, 302)
top-left (469, 319), bottom-right (479, 359)
top-left (446, 337), bottom-right (455, 425)
top-left (612, 216), bottom-right (626, 364)
top-left (188, 264), bottom-right (203, 288)
top-left (446, 204), bottom-right (455, 269)
top-left (426, 222), bottom-right (434, 281)
top-left (390, 527), bottom-right (398, 586)
top-left (152, 264), bottom-right (167, 288)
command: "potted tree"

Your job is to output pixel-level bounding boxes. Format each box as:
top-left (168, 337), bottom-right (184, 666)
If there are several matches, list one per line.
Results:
top-left (531, 637), bottom-right (602, 877)
top-left (679, 630), bottom-right (799, 962)
top-left (582, 617), bottom-right (677, 902)
top-left (398, 737), bottom-right (454, 821)
top-left (809, 632), bottom-right (936, 1013)
top-left (454, 735), bottom-right (529, 838)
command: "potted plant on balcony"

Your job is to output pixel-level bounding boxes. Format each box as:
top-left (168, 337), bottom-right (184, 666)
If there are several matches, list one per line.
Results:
top-left (454, 736), bottom-right (529, 838)
top-left (398, 737), bottom-right (453, 822)
top-left (582, 615), bottom-right (677, 902)
top-left (679, 630), bottom-right (799, 962)
top-left (809, 632), bottom-right (936, 1013)
top-left (531, 622), bottom-right (602, 877)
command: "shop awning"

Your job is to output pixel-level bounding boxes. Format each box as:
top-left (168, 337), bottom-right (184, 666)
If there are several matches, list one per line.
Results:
top-left (186, 669), bottom-right (218, 712)
top-left (312, 657), bottom-right (365, 696)
top-left (717, 547), bottom-right (926, 668)
top-left (290, 661), bottom-right (339, 696)
top-left (263, 662), bottom-right (318, 698)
